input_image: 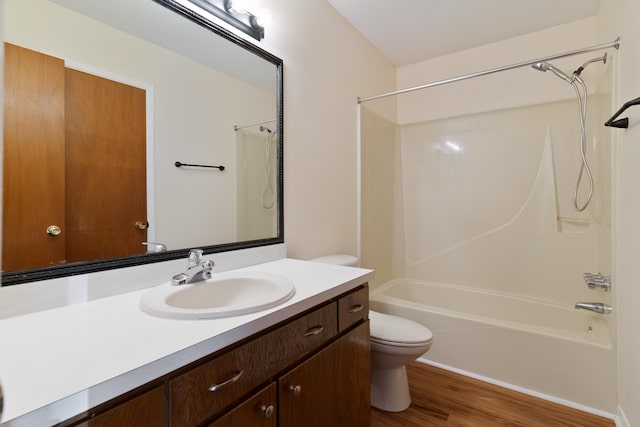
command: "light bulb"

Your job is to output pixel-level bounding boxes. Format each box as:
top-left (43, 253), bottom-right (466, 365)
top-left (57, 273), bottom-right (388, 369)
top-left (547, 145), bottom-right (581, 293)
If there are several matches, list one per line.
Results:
top-left (255, 9), bottom-right (273, 28)
top-left (228, 0), bottom-right (251, 13)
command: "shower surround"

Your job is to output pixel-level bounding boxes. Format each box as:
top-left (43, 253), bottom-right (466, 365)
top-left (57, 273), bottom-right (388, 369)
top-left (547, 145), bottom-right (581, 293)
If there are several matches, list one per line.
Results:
top-left (360, 83), bottom-right (616, 413)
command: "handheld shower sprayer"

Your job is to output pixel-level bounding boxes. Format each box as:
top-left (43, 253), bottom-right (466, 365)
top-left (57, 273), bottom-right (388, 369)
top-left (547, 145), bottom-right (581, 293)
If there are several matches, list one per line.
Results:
top-left (530, 53), bottom-right (608, 212)
top-left (531, 53), bottom-right (607, 81)
top-left (531, 62), bottom-right (574, 83)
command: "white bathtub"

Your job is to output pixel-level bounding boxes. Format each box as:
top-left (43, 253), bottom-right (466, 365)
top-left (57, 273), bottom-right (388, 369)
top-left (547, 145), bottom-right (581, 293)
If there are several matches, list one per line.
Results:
top-left (370, 278), bottom-right (617, 415)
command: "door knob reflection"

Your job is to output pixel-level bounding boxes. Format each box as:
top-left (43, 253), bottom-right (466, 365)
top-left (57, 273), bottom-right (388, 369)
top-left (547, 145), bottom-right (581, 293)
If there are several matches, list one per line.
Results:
top-left (46, 225), bottom-right (61, 236)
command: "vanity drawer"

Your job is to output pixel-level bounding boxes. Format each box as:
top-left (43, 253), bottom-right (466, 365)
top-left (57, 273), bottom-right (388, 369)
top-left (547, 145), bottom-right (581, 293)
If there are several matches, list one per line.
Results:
top-left (76, 386), bottom-right (164, 427)
top-left (338, 285), bottom-right (369, 332)
top-left (169, 303), bottom-right (337, 427)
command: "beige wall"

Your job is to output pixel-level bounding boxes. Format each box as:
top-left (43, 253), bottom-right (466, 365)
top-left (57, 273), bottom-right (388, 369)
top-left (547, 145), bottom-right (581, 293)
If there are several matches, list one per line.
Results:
top-left (360, 105), bottom-right (404, 287)
top-left (597, 1), bottom-right (640, 425)
top-left (174, 0), bottom-right (398, 262)
top-left (254, 0), bottom-right (397, 261)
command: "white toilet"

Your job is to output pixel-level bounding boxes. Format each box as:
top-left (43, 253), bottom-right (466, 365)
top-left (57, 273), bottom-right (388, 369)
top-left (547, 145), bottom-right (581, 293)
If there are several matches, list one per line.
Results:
top-left (309, 255), bottom-right (433, 412)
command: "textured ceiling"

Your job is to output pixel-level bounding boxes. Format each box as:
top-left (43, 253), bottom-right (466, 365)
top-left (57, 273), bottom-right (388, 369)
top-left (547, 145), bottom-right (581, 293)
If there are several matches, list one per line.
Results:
top-left (327, 0), bottom-right (602, 66)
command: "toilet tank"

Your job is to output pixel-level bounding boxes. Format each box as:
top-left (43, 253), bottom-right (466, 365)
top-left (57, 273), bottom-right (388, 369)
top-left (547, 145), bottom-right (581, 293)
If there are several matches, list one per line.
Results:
top-left (309, 255), bottom-right (359, 267)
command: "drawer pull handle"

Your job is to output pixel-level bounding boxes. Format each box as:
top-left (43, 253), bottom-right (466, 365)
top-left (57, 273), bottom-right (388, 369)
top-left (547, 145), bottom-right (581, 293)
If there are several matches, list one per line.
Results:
top-left (208, 370), bottom-right (243, 392)
top-left (260, 404), bottom-right (275, 418)
top-left (348, 304), bottom-right (364, 313)
top-left (289, 385), bottom-right (302, 397)
top-left (304, 325), bottom-right (324, 337)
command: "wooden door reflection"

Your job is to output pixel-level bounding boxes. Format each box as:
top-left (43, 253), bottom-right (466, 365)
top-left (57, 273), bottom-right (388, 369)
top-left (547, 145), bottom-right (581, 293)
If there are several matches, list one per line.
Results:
top-left (2, 43), bottom-right (147, 271)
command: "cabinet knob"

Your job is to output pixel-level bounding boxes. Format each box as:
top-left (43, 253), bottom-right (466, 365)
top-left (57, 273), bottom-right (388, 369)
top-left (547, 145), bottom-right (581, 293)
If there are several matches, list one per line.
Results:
top-left (259, 404), bottom-right (275, 418)
top-left (46, 225), bottom-right (62, 236)
top-left (288, 384), bottom-right (302, 397)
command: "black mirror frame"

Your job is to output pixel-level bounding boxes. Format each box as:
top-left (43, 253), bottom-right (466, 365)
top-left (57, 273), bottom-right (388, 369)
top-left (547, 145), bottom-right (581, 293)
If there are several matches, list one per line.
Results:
top-left (1, 0), bottom-right (284, 286)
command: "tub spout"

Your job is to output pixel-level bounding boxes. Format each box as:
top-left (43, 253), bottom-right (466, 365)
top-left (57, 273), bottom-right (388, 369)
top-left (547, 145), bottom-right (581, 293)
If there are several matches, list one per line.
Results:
top-left (574, 302), bottom-right (612, 314)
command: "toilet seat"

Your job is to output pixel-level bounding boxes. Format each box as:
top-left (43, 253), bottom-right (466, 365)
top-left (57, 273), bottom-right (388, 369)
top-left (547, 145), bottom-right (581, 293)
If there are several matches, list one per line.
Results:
top-left (369, 310), bottom-right (432, 347)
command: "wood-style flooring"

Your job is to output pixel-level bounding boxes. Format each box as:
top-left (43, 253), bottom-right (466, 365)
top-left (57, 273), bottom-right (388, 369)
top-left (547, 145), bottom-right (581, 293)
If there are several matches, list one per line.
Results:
top-left (370, 362), bottom-right (615, 427)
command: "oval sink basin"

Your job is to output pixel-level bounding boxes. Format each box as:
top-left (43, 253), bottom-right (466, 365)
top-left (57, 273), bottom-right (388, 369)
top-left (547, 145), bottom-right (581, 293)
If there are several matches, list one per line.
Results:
top-left (140, 272), bottom-right (295, 319)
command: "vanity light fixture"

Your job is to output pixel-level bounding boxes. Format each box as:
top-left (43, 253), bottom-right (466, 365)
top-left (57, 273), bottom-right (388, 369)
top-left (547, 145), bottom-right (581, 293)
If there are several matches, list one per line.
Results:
top-left (187, 0), bottom-right (265, 40)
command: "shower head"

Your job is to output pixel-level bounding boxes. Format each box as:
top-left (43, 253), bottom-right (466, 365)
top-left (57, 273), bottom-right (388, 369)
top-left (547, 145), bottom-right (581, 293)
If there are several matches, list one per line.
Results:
top-left (531, 62), bottom-right (574, 83)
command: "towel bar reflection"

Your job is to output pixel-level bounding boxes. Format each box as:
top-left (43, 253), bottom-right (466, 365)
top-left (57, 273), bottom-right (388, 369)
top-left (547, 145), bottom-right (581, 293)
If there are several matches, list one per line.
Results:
top-left (175, 161), bottom-right (225, 171)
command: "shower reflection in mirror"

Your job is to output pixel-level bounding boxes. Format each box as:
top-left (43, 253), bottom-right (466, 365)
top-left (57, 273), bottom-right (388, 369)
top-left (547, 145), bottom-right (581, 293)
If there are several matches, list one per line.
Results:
top-left (234, 120), bottom-right (278, 240)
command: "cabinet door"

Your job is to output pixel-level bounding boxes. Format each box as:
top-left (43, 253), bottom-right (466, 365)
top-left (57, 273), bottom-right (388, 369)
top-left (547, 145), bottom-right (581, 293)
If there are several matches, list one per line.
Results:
top-left (279, 321), bottom-right (371, 427)
top-left (76, 386), bottom-right (164, 427)
top-left (208, 383), bottom-right (276, 427)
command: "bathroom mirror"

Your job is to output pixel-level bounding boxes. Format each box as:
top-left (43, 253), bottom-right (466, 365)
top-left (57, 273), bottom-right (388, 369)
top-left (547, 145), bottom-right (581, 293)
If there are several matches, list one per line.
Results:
top-left (1, 0), bottom-right (283, 285)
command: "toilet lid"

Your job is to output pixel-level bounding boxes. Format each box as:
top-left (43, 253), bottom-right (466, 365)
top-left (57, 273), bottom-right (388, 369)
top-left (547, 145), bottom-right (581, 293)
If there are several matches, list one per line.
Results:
top-left (369, 310), bottom-right (433, 346)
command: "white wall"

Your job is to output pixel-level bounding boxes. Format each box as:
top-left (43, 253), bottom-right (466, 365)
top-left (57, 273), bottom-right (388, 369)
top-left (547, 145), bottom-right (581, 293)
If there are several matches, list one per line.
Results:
top-left (396, 17), bottom-right (603, 124)
top-left (597, 1), bottom-right (640, 425)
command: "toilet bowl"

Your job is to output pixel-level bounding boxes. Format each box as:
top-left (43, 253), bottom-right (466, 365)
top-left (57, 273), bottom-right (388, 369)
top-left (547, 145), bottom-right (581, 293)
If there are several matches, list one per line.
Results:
top-left (309, 255), bottom-right (434, 412)
top-left (368, 310), bottom-right (432, 411)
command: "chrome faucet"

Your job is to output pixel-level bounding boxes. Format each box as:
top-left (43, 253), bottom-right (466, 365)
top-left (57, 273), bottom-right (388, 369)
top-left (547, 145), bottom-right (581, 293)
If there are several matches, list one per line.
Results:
top-left (574, 302), bottom-right (612, 314)
top-left (171, 249), bottom-right (214, 285)
top-left (583, 272), bottom-right (611, 291)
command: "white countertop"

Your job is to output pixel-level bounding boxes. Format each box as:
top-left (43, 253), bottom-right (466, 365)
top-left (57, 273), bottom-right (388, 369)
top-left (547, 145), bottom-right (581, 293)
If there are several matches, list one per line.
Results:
top-left (0, 258), bottom-right (373, 426)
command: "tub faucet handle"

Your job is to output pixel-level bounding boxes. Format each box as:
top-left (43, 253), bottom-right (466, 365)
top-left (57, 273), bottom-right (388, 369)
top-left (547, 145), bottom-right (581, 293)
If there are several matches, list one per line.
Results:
top-left (583, 272), bottom-right (611, 291)
top-left (574, 302), bottom-right (612, 314)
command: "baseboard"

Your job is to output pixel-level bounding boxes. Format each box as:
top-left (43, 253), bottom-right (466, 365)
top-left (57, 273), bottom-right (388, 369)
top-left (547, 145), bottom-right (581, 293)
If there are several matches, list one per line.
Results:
top-left (416, 357), bottom-right (616, 421)
top-left (616, 405), bottom-right (630, 427)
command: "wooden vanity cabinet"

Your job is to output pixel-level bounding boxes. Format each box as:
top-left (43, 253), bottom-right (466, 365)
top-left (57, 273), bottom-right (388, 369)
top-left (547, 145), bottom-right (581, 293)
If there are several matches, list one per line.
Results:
top-left (66, 285), bottom-right (370, 427)
top-left (175, 285), bottom-right (370, 427)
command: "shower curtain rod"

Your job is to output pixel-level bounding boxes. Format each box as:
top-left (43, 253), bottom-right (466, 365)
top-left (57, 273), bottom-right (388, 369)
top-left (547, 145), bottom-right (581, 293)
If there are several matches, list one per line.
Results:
top-left (358, 37), bottom-right (621, 104)
top-left (233, 119), bottom-right (276, 131)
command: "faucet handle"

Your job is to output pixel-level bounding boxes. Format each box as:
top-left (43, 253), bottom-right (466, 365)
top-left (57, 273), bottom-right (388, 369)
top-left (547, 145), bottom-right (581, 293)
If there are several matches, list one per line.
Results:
top-left (188, 249), bottom-right (204, 267)
top-left (142, 242), bottom-right (167, 253)
top-left (583, 272), bottom-right (611, 291)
